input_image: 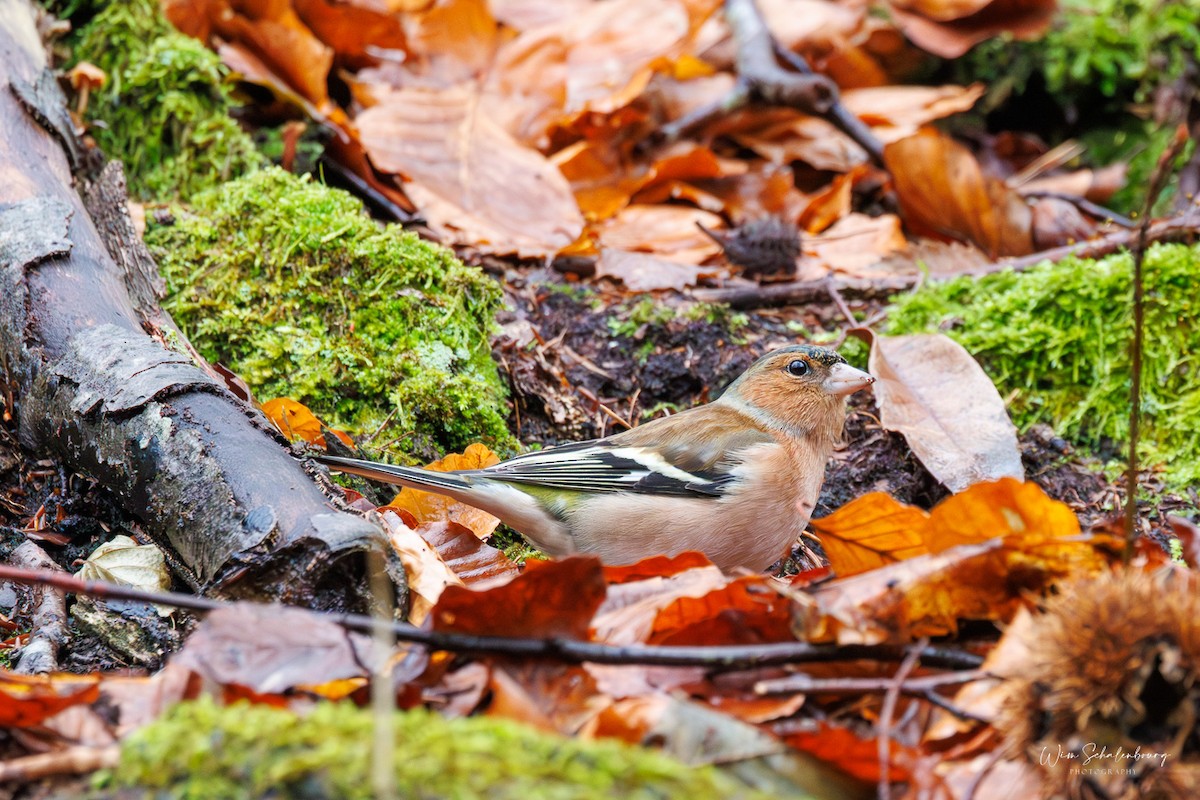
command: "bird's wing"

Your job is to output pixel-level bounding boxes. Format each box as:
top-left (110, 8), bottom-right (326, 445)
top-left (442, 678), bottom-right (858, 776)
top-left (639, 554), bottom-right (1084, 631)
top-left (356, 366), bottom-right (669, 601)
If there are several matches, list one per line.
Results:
top-left (468, 404), bottom-right (774, 498)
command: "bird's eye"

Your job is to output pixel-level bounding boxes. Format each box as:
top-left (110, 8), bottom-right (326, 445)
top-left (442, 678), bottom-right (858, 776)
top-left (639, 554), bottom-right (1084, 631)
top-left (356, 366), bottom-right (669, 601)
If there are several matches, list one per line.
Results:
top-left (786, 359), bottom-right (809, 377)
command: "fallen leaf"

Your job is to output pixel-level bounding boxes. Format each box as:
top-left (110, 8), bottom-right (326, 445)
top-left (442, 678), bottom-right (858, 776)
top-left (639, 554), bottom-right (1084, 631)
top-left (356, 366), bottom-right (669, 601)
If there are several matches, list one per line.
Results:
top-left (357, 84), bottom-right (585, 257)
top-left (380, 510), bottom-right (465, 625)
top-left (595, 249), bottom-right (726, 292)
top-left (649, 576), bottom-right (794, 645)
top-left (801, 480), bottom-right (1105, 643)
top-left (859, 330), bottom-right (1024, 492)
top-left (293, 0), bottom-right (408, 68)
top-left (0, 672), bottom-right (100, 727)
top-left (595, 204), bottom-right (724, 264)
top-left (419, 519), bottom-right (522, 586)
top-left (809, 493), bottom-right (930, 577)
top-left (383, 444), bottom-right (502, 538)
top-left (886, 0), bottom-right (1056, 59)
top-left (74, 536), bottom-right (171, 615)
top-left (842, 83), bottom-right (985, 141)
top-left (170, 605), bottom-right (369, 695)
top-left (885, 129), bottom-right (1033, 257)
top-left (784, 720), bottom-right (914, 783)
top-left (261, 397), bottom-right (353, 448)
top-left (164, 0), bottom-right (334, 108)
top-left (431, 556), bottom-right (607, 640)
top-left (484, 0), bottom-right (702, 143)
top-left (805, 213), bottom-right (908, 277)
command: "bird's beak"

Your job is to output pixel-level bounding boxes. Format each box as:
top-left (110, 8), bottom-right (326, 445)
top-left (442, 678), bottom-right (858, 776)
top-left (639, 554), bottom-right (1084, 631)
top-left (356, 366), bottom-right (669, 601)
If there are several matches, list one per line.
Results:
top-left (824, 362), bottom-right (875, 396)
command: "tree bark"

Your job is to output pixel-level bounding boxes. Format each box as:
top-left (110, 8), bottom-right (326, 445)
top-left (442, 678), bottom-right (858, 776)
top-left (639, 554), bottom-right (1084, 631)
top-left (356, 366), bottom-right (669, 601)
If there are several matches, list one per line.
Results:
top-left (0, 0), bottom-right (401, 613)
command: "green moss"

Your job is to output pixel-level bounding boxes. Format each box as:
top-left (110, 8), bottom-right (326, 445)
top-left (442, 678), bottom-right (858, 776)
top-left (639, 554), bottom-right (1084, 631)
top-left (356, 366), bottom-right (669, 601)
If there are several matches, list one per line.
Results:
top-left (103, 697), bottom-right (780, 800)
top-left (886, 243), bottom-right (1200, 487)
top-left (72, 0), bottom-right (264, 199)
top-left (955, 0), bottom-right (1200, 213)
top-left (147, 168), bottom-right (514, 461)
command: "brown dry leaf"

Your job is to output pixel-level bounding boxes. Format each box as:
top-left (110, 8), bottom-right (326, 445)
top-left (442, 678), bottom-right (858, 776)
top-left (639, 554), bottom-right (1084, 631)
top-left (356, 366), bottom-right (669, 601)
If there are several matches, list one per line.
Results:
top-left (798, 164), bottom-right (868, 233)
top-left (484, 0), bottom-right (705, 144)
top-left (887, 0), bottom-right (1056, 59)
top-left (596, 249), bottom-right (727, 292)
top-left (383, 443), bottom-right (502, 538)
top-left (407, 0), bottom-right (500, 83)
top-left (1019, 162), bottom-right (1128, 204)
top-left (1030, 196), bottom-right (1096, 250)
top-left (860, 330), bottom-right (1024, 492)
top-left (802, 481), bottom-right (1105, 643)
top-left (164, 0), bottom-right (334, 108)
top-left (885, 129), bottom-right (1033, 258)
top-left (595, 204), bottom-right (724, 263)
top-left (261, 397), bottom-right (353, 448)
top-left (293, 0), bottom-right (407, 67)
top-left (419, 519), bottom-right (522, 586)
top-left (734, 113), bottom-right (866, 172)
top-left (921, 477), bottom-right (1082, 552)
top-left (0, 672), bottom-right (101, 727)
top-left (809, 493), bottom-right (930, 578)
top-left (171, 605), bottom-right (369, 694)
top-left (842, 83), bottom-right (985, 142)
top-left (357, 85), bottom-right (584, 257)
top-left (431, 556), bottom-right (607, 640)
top-left (648, 575), bottom-right (794, 645)
top-left (592, 563), bottom-right (728, 645)
top-left (784, 720), bottom-right (914, 783)
top-left (380, 510), bottom-right (465, 625)
top-left (804, 212), bottom-right (908, 277)
top-left (758, 0), bottom-right (866, 51)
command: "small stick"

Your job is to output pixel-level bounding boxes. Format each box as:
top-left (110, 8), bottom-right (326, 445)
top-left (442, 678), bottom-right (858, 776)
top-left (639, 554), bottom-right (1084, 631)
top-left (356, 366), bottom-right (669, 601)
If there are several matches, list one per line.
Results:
top-left (878, 640), bottom-right (924, 800)
top-left (1124, 125), bottom-right (1190, 561)
top-left (0, 563), bottom-right (984, 671)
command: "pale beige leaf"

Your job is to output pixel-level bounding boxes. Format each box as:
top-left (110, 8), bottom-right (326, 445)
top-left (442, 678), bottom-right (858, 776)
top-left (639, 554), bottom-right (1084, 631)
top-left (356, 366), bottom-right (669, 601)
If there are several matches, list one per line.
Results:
top-left (596, 250), bottom-right (727, 292)
top-left (863, 331), bottom-right (1024, 492)
top-left (75, 536), bottom-right (170, 594)
top-left (380, 510), bottom-right (465, 626)
top-left (358, 84), bottom-right (584, 257)
top-left (842, 83), bottom-right (984, 142)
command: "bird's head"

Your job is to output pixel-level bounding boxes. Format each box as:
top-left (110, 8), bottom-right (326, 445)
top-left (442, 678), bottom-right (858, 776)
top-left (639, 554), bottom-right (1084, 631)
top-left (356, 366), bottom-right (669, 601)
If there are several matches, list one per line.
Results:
top-left (720, 345), bottom-right (874, 440)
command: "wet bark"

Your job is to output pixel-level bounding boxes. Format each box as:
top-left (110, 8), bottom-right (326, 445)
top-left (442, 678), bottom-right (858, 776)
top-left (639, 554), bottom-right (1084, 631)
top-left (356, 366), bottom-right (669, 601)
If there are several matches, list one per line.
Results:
top-left (0, 0), bottom-right (401, 613)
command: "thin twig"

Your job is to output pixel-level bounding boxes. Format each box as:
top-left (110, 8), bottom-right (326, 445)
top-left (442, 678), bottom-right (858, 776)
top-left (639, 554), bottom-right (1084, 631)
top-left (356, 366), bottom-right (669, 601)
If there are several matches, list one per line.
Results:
top-left (824, 276), bottom-right (857, 328)
top-left (0, 564), bottom-right (984, 671)
top-left (753, 668), bottom-right (986, 695)
top-left (878, 640), bottom-right (925, 800)
top-left (1020, 190), bottom-right (1136, 228)
top-left (1125, 125), bottom-right (1190, 561)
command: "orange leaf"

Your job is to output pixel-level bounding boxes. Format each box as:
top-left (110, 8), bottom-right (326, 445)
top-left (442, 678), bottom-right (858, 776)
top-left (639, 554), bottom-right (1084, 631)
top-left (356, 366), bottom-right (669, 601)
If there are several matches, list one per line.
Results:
top-left (357, 84), bottom-right (585, 258)
top-left (809, 493), bottom-right (930, 578)
top-left (884, 128), bottom-right (1032, 257)
top-left (649, 575), bottom-right (794, 645)
top-left (383, 444), bottom-right (502, 538)
top-left (0, 672), bottom-right (100, 727)
top-left (260, 398), bottom-right (352, 448)
top-left (924, 477), bottom-right (1081, 553)
top-left (802, 480), bottom-right (1103, 642)
top-left (431, 556), bottom-right (607, 640)
top-left (784, 720), bottom-right (913, 783)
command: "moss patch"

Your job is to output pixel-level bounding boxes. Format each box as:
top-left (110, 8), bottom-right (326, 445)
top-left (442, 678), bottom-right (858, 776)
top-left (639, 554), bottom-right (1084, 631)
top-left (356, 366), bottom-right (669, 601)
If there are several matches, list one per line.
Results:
top-left (147, 168), bottom-right (513, 461)
top-left (887, 243), bottom-right (1200, 488)
top-left (72, 0), bottom-right (264, 199)
top-left (103, 697), bottom-right (780, 800)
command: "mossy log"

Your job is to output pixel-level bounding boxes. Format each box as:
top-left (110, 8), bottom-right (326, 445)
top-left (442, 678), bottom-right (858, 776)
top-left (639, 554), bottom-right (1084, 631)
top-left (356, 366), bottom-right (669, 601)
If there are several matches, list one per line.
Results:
top-left (0, 0), bottom-right (400, 612)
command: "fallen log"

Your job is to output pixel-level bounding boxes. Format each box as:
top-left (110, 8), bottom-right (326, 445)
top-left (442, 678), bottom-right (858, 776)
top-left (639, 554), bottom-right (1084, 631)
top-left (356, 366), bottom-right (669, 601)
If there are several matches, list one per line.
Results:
top-left (0, 0), bottom-right (401, 612)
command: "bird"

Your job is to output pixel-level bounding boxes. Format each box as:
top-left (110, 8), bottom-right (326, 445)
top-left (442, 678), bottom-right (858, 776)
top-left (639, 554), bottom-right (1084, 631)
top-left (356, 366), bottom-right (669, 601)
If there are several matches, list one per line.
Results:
top-left (317, 345), bottom-right (874, 571)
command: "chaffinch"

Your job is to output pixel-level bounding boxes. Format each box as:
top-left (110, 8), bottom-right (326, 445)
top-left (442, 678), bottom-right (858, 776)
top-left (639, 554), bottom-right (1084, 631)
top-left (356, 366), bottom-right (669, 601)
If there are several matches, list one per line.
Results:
top-left (318, 345), bottom-right (874, 571)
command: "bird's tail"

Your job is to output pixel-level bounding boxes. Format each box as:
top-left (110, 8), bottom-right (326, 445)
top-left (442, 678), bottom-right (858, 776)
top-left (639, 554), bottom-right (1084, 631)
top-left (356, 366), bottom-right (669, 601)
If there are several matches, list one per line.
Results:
top-left (315, 455), bottom-right (473, 492)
